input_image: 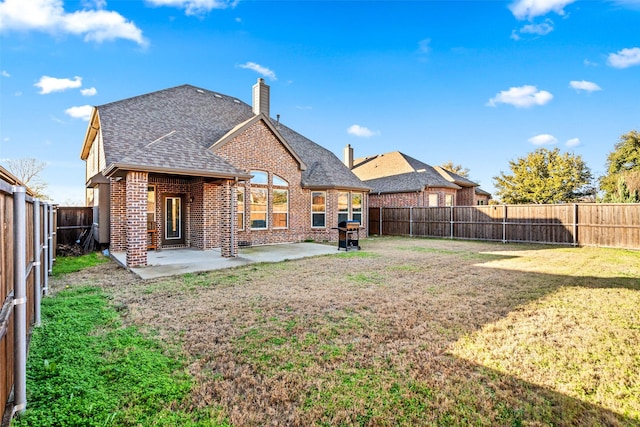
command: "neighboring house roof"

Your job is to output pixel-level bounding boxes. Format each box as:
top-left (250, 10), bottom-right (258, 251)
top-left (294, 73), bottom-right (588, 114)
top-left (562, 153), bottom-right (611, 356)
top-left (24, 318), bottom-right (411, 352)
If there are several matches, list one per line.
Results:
top-left (475, 187), bottom-right (492, 197)
top-left (352, 151), bottom-right (460, 193)
top-left (84, 84), bottom-right (366, 190)
top-left (433, 166), bottom-right (479, 188)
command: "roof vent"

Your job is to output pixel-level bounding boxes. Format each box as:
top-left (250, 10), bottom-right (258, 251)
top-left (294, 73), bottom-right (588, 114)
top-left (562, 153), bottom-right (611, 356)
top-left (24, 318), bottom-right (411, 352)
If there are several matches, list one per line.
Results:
top-left (233, 99), bottom-right (240, 103)
top-left (417, 168), bottom-right (426, 172)
top-left (196, 89), bottom-right (204, 93)
top-left (214, 94), bottom-right (222, 99)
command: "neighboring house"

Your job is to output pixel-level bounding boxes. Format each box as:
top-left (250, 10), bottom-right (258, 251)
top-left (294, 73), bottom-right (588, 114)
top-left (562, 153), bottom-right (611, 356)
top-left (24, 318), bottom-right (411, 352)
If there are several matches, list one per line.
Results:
top-left (347, 147), bottom-right (490, 207)
top-left (80, 79), bottom-right (368, 268)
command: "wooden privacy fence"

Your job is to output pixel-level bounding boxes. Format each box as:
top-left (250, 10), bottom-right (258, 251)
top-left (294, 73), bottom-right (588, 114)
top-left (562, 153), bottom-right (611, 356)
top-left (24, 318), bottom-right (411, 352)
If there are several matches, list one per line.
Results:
top-left (56, 206), bottom-right (93, 250)
top-left (370, 204), bottom-right (640, 250)
top-left (0, 181), bottom-right (55, 422)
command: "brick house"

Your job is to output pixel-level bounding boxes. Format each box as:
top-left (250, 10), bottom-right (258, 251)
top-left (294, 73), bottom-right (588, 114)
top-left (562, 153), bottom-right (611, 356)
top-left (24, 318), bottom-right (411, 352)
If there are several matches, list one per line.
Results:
top-left (346, 148), bottom-right (490, 207)
top-left (80, 79), bottom-right (368, 268)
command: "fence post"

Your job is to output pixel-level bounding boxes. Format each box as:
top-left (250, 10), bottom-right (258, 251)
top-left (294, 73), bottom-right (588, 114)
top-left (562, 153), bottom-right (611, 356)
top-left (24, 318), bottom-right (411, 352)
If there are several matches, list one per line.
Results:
top-left (42, 203), bottom-right (49, 295)
top-left (409, 207), bottom-right (413, 237)
top-left (379, 207), bottom-right (382, 236)
top-left (450, 206), bottom-right (454, 239)
top-left (12, 186), bottom-right (27, 416)
top-left (573, 204), bottom-right (578, 247)
top-left (33, 199), bottom-right (42, 326)
top-left (502, 205), bottom-right (507, 243)
top-left (48, 204), bottom-right (54, 275)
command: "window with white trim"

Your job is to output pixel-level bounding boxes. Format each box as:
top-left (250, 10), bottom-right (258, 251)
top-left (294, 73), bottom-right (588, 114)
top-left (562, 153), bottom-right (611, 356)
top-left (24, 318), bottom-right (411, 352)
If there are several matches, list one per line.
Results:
top-left (311, 191), bottom-right (326, 228)
top-left (147, 186), bottom-right (156, 226)
top-left (337, 191), bottom-right (363, 224)
top-left (338, 191), bottom-right (349, 224)
top-left (237, 187), bottom-right (245, 230)
top-left (352, 192), bottom-right (362, 224)
top-left (250, 171), bottom-right (268, 229)
top-left (428, 193), bottom-right (438, 207)
top-left (273, 189), bottom-right (288, 228)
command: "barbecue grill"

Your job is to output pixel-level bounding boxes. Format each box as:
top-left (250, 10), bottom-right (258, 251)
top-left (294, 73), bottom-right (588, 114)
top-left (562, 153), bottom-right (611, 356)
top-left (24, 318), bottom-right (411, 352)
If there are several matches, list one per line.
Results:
top-left (337, 220), bottom-right (361, 251)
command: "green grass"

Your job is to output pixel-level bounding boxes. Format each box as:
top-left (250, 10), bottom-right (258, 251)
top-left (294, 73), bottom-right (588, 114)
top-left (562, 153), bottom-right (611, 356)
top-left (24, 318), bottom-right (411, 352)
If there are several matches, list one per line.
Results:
top-left (52, 252), bottom-right (109, 277)
top-left (13, 286), bottom-right (229, 427)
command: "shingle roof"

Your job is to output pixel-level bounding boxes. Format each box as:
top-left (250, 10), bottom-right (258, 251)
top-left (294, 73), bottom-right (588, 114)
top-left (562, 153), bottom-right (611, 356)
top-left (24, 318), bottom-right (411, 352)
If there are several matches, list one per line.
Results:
top-left (95, 84), bottom-right (366, 189)
top-left (433, 166), bottom-right (479, 188)
top-left (352, 151), bottom-right (460, 193)
top-left (273, 121), bottom-right (368, 190)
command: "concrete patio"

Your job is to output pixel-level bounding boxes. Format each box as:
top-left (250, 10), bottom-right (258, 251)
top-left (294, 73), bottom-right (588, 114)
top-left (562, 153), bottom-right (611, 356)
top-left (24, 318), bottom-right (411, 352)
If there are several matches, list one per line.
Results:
top-left (111, 242), bottom-right (339, 279)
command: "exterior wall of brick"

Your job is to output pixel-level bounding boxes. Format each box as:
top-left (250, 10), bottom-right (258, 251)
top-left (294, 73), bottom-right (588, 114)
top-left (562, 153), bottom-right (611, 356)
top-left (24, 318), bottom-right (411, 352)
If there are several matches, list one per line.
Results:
top-left (215, 120), bottom-right (309, 246)
top-left (125, 171), bottom-right (148, 267)
top-left (149, 176), bottom-right (191, 249)
top-left (476, 193), bottom-right (491, 205)
top-left (456, 187), bottom-right (476, 206)
top-left (369, 187), bottom-right (475, 208)
top-left (109, 178), bottom-right (127, 252)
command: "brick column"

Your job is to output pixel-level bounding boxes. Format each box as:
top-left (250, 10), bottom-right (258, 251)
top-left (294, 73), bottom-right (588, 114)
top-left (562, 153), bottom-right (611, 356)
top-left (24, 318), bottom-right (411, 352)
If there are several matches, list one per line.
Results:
top-left (126, 171), bottom-right (148, 267)
top-left (220, 180), bottom-right (238, 257)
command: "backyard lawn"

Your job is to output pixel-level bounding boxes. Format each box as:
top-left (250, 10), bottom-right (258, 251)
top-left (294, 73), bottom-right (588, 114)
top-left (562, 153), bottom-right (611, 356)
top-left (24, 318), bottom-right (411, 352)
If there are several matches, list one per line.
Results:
top-left (17, 237), bottom-right (640, 426)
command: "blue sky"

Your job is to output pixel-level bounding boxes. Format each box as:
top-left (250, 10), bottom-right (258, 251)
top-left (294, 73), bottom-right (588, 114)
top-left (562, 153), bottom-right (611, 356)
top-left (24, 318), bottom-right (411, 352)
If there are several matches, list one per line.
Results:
top-left (1, 0), bottom-right (639, 204)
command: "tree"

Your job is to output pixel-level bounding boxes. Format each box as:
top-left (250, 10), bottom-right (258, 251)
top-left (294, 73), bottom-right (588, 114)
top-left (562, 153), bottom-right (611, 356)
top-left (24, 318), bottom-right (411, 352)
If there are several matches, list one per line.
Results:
top-left (609, 176), bottom-right (639, 203)
top-left (440, 161), bottom-right (470, 178)
top-left (5, 158), bottom-right (50, 200)
top-left (493, 147), bottom-right (593, 204)
top-left (599, 130), bottom-right (640, 202)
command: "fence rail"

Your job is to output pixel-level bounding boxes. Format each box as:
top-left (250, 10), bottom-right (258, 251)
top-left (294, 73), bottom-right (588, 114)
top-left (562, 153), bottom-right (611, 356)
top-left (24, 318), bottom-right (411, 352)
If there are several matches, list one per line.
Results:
top-left (370, 204), bottom-right (640, 250)
top-left (1, 179), bottom-right (54, 423)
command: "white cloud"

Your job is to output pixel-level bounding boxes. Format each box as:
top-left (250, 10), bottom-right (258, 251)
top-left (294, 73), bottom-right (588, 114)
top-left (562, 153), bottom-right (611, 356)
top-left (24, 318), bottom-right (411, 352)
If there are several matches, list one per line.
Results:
top-left (528, 134), bottom-right (558, 145)
top-left (81, 87), bottom-right (97, 96)
top-left (509, 0), bottom-right (576, 20)
top-left (0, 0), bottom-right (147, 46)
top-left (64, 105), bottom-right (93, 120)
top-left (1, 70), bottom-right (10, 77)
top-left (487, 85), bottom-right (553, 108)
top-left (583, 59), bottom-right (598, 67)
top-left (566, 137), bottom-right (581, 147)
top-left (35, 75), bottom-right (82, 94)
top-left (511, 19), bottom-right (554, 40)
top-left (569, 80), bottom-right (601, 92)
top-left (146, 0), bottom-right (237, 15)
top-left (607, 47), bottom-right (640, 69)
top-left (347, 124), bottom-right (379, 138)
top-left (238, 62), bottom-right (277, 80)
top-left (418, 38), bottom-right (431, 54)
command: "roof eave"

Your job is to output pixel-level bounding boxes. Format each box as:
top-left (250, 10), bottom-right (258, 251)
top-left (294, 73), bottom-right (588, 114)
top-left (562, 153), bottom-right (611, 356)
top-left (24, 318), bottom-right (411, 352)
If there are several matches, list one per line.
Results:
top-left (103, 163), bottom-right (252, 181)
top-left (80, 107), bottom-right (99, 160)
top-left (303, 184), bottom-right (370, 192)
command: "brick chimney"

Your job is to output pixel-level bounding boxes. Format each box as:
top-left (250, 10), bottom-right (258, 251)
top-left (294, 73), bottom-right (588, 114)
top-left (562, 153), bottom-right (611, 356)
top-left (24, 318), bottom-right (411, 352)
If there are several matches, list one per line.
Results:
top-left (252, 78), bottom-right (270, 117)
top-left (343, 144), bottom-right (354, 169)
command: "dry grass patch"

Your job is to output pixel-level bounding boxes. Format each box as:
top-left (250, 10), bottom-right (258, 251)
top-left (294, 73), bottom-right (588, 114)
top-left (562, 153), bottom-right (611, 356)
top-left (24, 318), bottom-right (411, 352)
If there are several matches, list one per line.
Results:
top-left (51, 237), bottom-right (640, 426)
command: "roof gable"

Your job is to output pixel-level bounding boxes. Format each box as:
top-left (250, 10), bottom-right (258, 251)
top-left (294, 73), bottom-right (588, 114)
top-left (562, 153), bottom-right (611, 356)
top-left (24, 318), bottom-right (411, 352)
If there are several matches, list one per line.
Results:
top-left (210, 114), bottom-right (307, 171)
top-left (352, 151), bottom-right (461, 193)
